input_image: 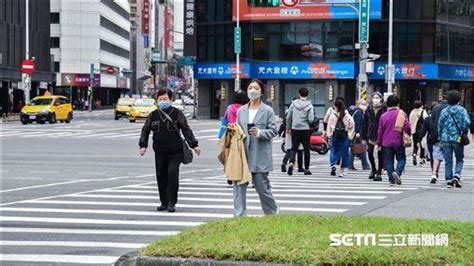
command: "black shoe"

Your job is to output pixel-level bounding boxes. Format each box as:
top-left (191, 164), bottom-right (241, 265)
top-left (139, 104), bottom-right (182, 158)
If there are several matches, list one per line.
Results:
top-left (287, 165), bottom-right (293, 176)
top-left (330, 166), bottom-right (337, 176)
top-left (369, 171), bottom-right (375, 180)
top-left (227, 180), bottom-right (233, 185)
top-left (298, 168), bottom-right (305, 173)
top-left (393, 172), bottom-right (402, 185)
top-left (304, 170), bottom-right (312, 175)
top-left (373, 173), bottom-right (382, 182)
top-left (167, 205), bottom-right (176, 212)
top-left (447, 181), bottom-right (454, 189)
top-left (157, 204), bottom-right (167, 211)
top-left (453, 176), bottom-right (463, 188)
top-left (281, 164), bottom-right (287, 173)
top-left (412, 156), bottom-right (418, 166)
top-left (430, 174), bottom-right (438, 184)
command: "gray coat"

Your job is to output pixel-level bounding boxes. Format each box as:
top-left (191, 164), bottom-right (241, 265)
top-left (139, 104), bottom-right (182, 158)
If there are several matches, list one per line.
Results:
top-left (286, 99), bottom-right (314, 130)
top-left (237, 103), bottom-right (278, 173)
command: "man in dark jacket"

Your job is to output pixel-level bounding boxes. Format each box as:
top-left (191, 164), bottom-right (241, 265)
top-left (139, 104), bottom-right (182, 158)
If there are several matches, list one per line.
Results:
top-left (427, 93), bottom-right (449, 184)
top-left (349, 100), bottom-right (370, 170)
top-left (139, 89), bottom-right (201, 213)
top-left (419, 102), bottom-right (440, 183)
top-left (361, 92), bottom-right (387, 181)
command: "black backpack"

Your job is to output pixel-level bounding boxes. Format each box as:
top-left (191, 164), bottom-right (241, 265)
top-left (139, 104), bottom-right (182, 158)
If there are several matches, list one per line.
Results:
top-left (334, 119), bottom-right (348, 139)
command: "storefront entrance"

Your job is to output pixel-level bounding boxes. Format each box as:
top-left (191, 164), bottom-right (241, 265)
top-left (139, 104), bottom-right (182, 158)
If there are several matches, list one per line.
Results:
top-left (283, 81), bottom-right (326, 117)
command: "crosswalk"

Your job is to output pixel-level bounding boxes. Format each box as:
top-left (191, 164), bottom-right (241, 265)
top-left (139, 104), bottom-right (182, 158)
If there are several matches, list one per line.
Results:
top-left (1, 163), bottom-right (468, 265)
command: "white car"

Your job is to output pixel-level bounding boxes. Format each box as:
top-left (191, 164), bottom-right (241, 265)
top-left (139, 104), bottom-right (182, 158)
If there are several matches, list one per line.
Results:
top-left (172, 99), bottom-right (185, 111)
top-left (182, 96), bottom-right (194, 106)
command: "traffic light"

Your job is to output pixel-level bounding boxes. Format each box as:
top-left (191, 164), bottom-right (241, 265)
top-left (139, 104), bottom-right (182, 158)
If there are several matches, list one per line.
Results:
top-left (248, 0), bottom-right (280, 7)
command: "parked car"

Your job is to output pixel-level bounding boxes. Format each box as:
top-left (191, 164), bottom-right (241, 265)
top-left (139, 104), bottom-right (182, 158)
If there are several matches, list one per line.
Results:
top-left (182, 96), bottom-right (194, 106)
top-left (129, 99), bottom-right (157, 123)
top-left (172, 99), bottom-right (185, 111)
top-left (114, 98), bottom-right (136, 120)
top-left (20, 96), bottom-right (73, 125)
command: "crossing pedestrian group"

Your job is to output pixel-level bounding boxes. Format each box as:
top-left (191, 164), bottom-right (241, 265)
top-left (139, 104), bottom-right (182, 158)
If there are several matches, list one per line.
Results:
top-left (140, 81), bottom-right (471, 215)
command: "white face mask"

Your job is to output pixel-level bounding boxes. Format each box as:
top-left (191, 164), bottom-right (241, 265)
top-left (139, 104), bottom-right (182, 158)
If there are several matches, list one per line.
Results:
top-left (372, 98), bottom-right (381, 106)
top-left (247, 89), bottom-right (261, 100)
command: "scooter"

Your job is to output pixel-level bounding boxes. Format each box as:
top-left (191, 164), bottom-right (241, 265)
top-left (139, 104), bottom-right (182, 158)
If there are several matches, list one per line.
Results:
top-left (281, 131), bottom-right (329, 155)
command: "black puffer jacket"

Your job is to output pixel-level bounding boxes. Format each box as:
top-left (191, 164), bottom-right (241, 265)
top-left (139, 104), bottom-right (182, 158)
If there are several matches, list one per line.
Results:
top-left (361, 105), bottom-right (387, 143)
top-left (139, 107), bottom-right (198, 154)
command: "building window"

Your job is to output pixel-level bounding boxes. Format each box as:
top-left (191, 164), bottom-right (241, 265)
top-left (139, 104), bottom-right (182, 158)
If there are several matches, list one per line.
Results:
top-left (100, 0), bottom-right (129, 20)
top-left (50, 37), bottom-right (60, 48)
top-left (54, 62), bottom-right (60, 72)
top-left (100, 39), bottom-right (129, 59)
top-left (100, 16), bottom-right (129, 40)
top-left (50, 12), bottom-right (60, 24)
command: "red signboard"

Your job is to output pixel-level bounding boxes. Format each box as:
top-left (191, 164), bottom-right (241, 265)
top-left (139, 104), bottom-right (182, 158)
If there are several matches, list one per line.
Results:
top-left (21, 59), bottom-right (35, 74)
top-left (142, 0), bottom-right (150, 35)
top-left (106, 66), bottom-right (115, 74)
top-left (165, 8), bottom-right (172, 49)
top-left (282, 0), bottom-right (300, 8)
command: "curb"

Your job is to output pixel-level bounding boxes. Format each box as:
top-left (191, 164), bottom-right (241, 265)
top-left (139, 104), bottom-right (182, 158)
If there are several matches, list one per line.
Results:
top-left (114, 252), bottom-right (291, 266)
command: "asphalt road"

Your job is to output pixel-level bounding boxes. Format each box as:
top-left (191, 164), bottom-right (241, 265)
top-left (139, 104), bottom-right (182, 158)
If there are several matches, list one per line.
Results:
top-left (1, 109), bottom-right (473, 265)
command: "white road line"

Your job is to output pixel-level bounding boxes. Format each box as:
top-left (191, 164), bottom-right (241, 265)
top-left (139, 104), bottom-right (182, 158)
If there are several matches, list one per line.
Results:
top-left (75, 132), bottom-right (120, 138)
top-left (0, 227), bottom-right (179, 236)
top-left (0, 207), bottom-right (234, 219)
top-left (102, 133), bottom-right (139, 138)
top-left (0, 241), bottom-right (144, 249)
top-left (0, 216), bottom-right (202, 226)
top-left (109, 187), bottom-right (402, 195)
top-left (195, 129), bottom-right (220, 133)
top-left (182, 179), bottom-right (432, 187)
top-left (0, 180), bottom-right (90, 194)
top-left (80, 191), bottom-right (384, 200)
top-left (196, 134), bottom-right (219, 139)
top-left (0, 254), bottom-right (118, 264)
top-left (28, 170), bottom-right (60, 174)
top-left (26, 199), bottom-right (365, 207)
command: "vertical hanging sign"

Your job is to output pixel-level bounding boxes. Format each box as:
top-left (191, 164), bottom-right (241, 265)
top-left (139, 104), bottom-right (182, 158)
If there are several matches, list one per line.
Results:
top-left (184, 0), bottom-right (196, 56)
top-left (142, 0), bottom-right (150, 35)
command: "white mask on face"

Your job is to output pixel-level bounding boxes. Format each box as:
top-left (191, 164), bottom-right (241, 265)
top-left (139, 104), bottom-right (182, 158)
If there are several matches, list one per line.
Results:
top-left (248, 89), bottom-right (261, 100)
top-left (372, 98), bottom-right (381, 106)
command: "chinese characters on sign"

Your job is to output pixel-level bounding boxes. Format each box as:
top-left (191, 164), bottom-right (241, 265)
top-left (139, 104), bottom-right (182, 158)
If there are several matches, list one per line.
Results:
top-left (184, 0), bottom-right (196, 56)
top-left (142, 0), bottom-right (150, 35)
top-left (330, 233), bottom-right (449, 247)
top-left (194, 63), bottom-right (250, 79)
top-left (370, 63), bottom-right (439, 80)
top-left (359, 0), bottom-right (370, 43)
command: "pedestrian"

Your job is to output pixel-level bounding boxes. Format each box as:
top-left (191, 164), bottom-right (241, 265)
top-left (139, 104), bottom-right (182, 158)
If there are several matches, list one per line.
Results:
top-left (349, 99), bottom-right (370, 171)
top-left (219, 91), bottom-right (249, 185)
top-left (286, 88), bottom-right (315, 176)
top-left (361, 92), bottom-right (387, 181)
top-left (376, 95), bottom-right (411, 186)
top-left (419, 102), bottom-right (441, 183)
top-left (234, 79), bottom-right (279, 217)
top-left (84, 99), bottom-right (89, 111)
top-left (437, 90), bottom-right (471, 188)
top-left (323, 96), bottom-right (345, 132)
top-left (429, 93), bottom-right (450, 184)
top-left (279, 108), bottom-right (304, 173)
top-left (327, 99), bottom-right (354, 177)
top-left (44, 89), bottom-right (51, 96)
top-left (139, 89), bottom-right (202, 212)
top-left (409, 100), bottom-right (428, 166)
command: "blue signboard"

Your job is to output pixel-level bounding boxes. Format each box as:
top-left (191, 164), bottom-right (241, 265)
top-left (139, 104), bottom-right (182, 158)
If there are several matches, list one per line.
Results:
top-left (252, 62), bottom-right (355, 79)
top-left (194, 63), bottom-right (250, 79)
top-left (370, 62), bottom-right (439, 80)
top-left (329, 0), bottom-right (382, 19)
top-left (439, 65), bottom-right (474, 81)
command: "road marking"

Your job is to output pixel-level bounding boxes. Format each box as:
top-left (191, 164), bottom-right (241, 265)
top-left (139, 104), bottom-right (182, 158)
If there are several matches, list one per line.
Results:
top-left (0, 216), bottom-right (202, 226)
top-left (196, 134), bottom-right (219, 139)
top-left (0, 254), bottom-right (118, 264)
top-left (0, 227), bottom-right (179, 236)
top-left (195, 129), bottom-right (220, 133)
top-left (0, 180), bottom-right (91, 194)
top-left (81, 191), bottom-right (384, 200)
top-left (0, 241), bottom-right (144, 249)
top-left (28, 170), bottom-right (60, 174)
top-left (0, 207), bottom-right (234, 219)
top-left (75, 132), bottom-right (120, 138)
top-left (102, 132), bottom-right (139, 138)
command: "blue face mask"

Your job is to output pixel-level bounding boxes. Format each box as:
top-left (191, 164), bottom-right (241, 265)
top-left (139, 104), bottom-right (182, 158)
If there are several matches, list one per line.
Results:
top-left (158, 101), bottom-right (170, 110)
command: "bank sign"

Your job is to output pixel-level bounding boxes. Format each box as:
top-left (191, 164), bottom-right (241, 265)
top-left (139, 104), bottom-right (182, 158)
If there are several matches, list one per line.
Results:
top-left (439, 65), bottom-right (474, 81)
top-left (194, 63), bottom-right (250, 79)
top-left (233, 0), bottom-right (382, 21)
top-left (370, 63), bottom-right (439, 80)
top-left (252, 62), bottom-right (354, 79)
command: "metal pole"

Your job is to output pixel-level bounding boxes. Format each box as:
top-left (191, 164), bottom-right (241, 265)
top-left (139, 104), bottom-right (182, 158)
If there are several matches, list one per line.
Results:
top-left (235, 0), bottom-right (240, 92)
top-left (191, 67), bottom-right (197, 119)
top-left (24, 0), bottom-right (31, 104)
top-left (387, 0), bottom-right (394, 95)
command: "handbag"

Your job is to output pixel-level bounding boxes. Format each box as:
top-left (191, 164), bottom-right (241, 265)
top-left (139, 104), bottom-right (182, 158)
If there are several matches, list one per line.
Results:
top-left (159, 109), bottom-right (194, 164)
top-left (449, 113), bottom-right (470, 146)
top-left (403, 131), bottom-right (412, 148)
top-left (351, 136), bottom-right (367, 154)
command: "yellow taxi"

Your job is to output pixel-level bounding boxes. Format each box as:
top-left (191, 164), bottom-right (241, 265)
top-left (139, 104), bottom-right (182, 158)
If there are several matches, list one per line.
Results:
top-left (129, 98), bottom-right (157, 123)
top-left (114, 97), bottom-right (136, 120)
top-left (20, 95), bottom-right (73, 125)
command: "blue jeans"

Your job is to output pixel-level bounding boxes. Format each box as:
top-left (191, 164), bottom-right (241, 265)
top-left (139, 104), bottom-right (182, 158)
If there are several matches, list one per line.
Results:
top-left (330, 137), bottom-right (350, 168)
top-left (384, 146), bottom-right (406, 183)
top-left (441, 142), bottom-right (464, 182)
top-left (350, 151), bottom-right (370, 169)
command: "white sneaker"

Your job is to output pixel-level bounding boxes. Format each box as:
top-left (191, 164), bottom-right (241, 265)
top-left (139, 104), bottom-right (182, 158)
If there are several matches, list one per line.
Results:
top-left (430, 174), bottom-right (438, 184)
top-left (338, 168), bottom-right (346, 178)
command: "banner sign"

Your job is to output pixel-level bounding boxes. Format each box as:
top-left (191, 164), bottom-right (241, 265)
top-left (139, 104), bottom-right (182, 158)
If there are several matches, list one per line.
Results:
top-left (370, 63), bottom-right (439, 80)
top-left (252, 62), bottom-right (354, 79)
top-left (62, 73), bottom-right (101, 87)
top-left (439, 65), bottom-right (474, 81)
top-left (232, 0), bottom-right (381, 21)
top-left (142, 0), bottom-right (150, 34)
top-left (184, 0), bottom-right (197, 56)
top-left (194, 63), bottom-right (250, 79)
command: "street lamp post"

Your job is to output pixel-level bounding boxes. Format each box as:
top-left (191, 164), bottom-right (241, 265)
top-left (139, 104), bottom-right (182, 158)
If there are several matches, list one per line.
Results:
top-left (235, 0), bottom-right (241, 92)
top-left (387, 0), bottom-right (394, 95)
top-left (23, 0), bottom-right (31, 104)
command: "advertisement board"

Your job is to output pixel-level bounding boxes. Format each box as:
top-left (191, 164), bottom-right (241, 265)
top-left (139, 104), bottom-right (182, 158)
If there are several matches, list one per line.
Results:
top-left (439, 65), bottom-right (474, 81)
top-left (194, 63), bottom-right (251, 79)
top-left (233, 0), bottom-right (382, 21)
top-left (252, 62), bottom-right (354, 79)
top-left (370, 63), bottom-right (439, 80)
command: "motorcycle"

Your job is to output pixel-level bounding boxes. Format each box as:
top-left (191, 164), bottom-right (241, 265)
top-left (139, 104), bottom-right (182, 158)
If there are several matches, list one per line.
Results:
top-left (281, 131), bottom-right (329, 155)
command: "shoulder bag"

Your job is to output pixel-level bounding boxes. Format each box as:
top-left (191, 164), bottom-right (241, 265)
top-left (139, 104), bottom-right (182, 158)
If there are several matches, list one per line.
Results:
top-left (159, 109), bottom-right (194, 164)
top-left (449, 113), bottom-right (470, 146)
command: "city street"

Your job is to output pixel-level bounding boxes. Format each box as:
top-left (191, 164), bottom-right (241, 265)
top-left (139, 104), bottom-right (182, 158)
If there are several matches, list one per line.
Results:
top-left (1, 110), bottom-right (472, 265)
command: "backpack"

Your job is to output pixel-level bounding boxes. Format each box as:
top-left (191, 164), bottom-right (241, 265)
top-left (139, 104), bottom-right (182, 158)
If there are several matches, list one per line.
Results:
top-left (334, 119), bottom-right (348, 139)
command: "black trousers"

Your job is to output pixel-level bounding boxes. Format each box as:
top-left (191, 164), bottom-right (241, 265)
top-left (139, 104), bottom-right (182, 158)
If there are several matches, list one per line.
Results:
top-left (367, 143), bottom-right (384, 174)
top-left (155, 152), bottom-right (182, 206)
top-left (283, 149), bottom-right (303, 169)
top-left (290, 130), bottom-right (311, 170)
top-left (412, 134), bottom-right (425, 159)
